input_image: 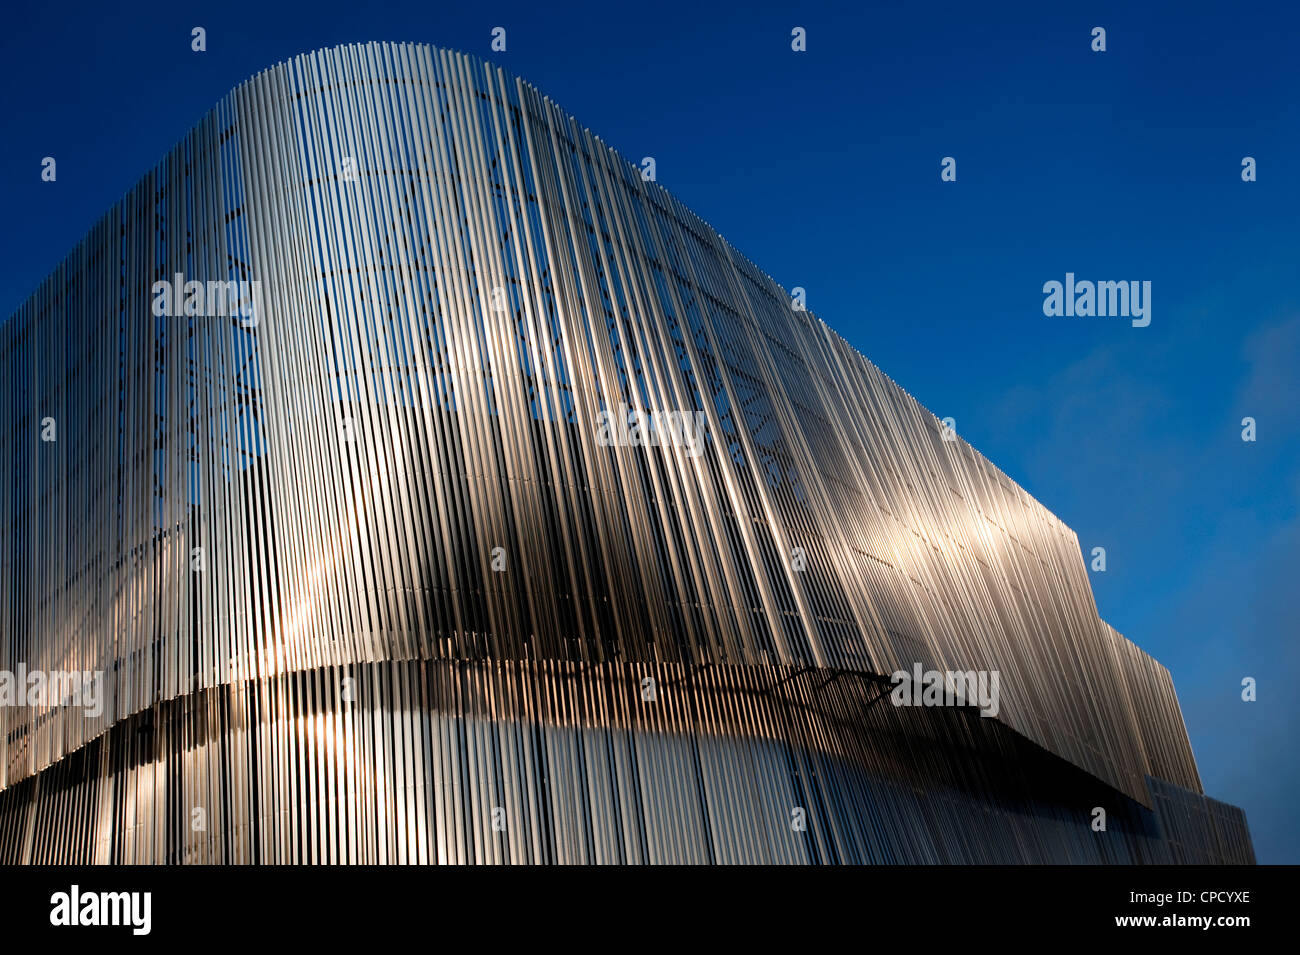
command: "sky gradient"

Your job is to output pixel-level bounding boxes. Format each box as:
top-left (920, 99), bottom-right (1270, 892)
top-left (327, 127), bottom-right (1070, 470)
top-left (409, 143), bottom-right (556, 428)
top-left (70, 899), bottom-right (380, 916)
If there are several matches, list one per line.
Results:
top-left (2, 0), bottom-right (1296, 861)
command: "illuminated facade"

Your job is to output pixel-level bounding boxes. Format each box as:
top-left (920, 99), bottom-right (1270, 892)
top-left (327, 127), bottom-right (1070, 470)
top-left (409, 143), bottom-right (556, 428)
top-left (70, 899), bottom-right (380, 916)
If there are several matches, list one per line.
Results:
top-left (0, 42), bottom-right (1253, 863)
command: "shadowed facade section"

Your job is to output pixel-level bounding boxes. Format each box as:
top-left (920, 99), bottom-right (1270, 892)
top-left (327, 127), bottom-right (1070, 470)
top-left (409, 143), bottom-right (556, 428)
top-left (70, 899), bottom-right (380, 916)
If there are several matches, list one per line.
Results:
top-left (0, 42), bottom-right (1252, 863)
top-left (0, 661), bottom-right (1254, 864)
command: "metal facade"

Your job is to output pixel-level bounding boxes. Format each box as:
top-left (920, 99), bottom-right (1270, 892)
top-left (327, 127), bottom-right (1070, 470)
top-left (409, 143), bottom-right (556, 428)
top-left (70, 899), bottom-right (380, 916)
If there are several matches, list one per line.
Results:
top-left (0, 42), bottom-right (1253, 863)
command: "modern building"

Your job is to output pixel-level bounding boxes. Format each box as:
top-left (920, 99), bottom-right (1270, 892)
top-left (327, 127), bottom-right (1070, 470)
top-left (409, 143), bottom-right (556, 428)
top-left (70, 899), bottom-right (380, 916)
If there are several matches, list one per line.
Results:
top-left (0, 42), bottom-right (1253, 864)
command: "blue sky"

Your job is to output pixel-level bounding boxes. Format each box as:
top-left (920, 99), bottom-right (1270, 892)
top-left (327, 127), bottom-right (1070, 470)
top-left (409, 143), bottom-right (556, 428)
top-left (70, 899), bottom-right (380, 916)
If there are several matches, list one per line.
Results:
top-left (2, 0), bottom-right (1296, 862)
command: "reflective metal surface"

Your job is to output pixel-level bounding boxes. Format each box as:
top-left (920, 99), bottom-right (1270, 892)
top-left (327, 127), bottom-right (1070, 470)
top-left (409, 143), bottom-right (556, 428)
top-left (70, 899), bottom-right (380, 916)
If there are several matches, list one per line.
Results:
top-left (0, 42), bottom-right (1252, 863)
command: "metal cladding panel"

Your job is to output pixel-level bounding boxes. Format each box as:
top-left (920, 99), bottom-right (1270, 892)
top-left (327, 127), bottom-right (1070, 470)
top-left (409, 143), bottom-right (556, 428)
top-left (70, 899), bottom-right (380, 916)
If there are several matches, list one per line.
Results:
top-left (1148, 775), bottom-right (1256, 866)
top-left (1104, 622), bottom-right (1202, 795)
top-left (0, 42), bottom-right (1249, 861)
top-left (0, 660), bottom-right (1253, 864)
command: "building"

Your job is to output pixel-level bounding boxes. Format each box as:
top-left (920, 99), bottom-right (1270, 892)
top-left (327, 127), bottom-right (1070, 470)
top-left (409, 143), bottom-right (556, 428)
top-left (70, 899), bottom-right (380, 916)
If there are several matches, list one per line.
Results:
top-left (0, 42), bottom-right (1254, 864)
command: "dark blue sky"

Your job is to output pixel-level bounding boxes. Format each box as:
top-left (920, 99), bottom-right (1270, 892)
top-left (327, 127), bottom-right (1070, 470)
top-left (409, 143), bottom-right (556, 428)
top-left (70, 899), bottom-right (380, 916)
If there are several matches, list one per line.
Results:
top-left (3, 0), bottom-right (1296, 862)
